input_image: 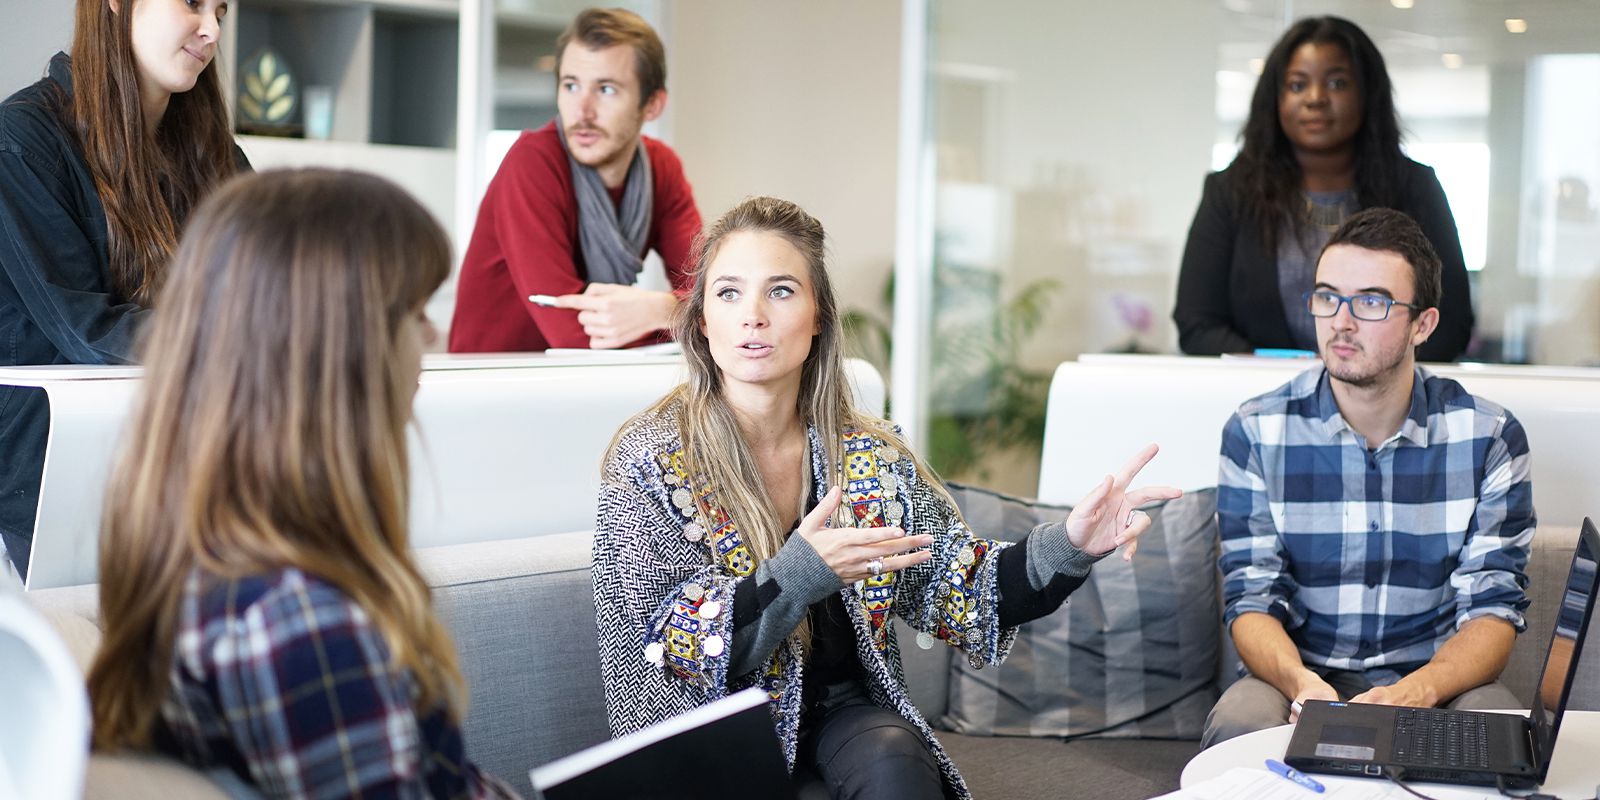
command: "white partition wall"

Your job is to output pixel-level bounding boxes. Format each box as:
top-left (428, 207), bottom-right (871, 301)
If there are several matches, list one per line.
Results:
top-left (1038, 355), bottom-right (1600, 529)
top-left (2, 356), bottom-right (887, 590)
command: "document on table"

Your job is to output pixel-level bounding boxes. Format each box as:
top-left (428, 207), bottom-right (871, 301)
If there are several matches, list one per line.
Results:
top-left (544, 342), bottom-right (682, 357)
top-left (1151, 767), bottom-right (1489, 800)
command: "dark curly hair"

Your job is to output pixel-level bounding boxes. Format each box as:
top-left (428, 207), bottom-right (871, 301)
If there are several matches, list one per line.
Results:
top-left (1232, 16), bottom-right (1404, 252)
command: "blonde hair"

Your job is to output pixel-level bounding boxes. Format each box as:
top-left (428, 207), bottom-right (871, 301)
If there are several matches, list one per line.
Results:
top-left (608, 196), bottom-right (953, 647)
top-left (88, 169), bottom-right (461, 748)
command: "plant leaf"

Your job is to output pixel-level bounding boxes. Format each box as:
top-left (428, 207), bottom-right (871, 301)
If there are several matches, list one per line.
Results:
top-left (260, 52), bottom-right (275, 82)
top-left (266, 73), bottom-right (290, 102)
top-left (266, 95), bottom-right (292, 122)
top-left (245, 73), bottom-right (264, 101)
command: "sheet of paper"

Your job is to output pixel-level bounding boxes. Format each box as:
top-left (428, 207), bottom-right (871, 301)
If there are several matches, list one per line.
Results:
top-left (1149, 767), bottom-right (1489, 800)
top-left (544, 342), bottom-right (682, 357)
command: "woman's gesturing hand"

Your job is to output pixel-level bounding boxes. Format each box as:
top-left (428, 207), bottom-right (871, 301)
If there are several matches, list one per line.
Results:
top-left (796, 486), bottom-right (934, 585)
top-left (1065, 444), bottom-right (1182, 560)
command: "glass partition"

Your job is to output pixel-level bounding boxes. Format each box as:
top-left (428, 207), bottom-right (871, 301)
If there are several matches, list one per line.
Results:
top-left (903, 0), bottom-right (1600, 493)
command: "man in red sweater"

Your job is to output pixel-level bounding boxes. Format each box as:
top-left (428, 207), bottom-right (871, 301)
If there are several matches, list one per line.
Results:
top-left (450, 8), bottom-right (701, 352)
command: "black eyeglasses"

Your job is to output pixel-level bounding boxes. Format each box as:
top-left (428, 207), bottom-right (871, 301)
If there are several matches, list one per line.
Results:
top-left (1303, 290), bottom-right (1423, 322)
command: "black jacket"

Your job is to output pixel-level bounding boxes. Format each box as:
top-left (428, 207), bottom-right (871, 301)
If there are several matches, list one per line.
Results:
top-left (0, 53), bottom-right (245, 578)
top-left (1171, 158), bottom-right (1474, 361)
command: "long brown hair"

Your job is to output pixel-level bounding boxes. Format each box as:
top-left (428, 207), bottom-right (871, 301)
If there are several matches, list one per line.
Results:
top-left (67, 0), bottom-right (239, 305)
top-left (607, 196), bottom-right (953, 646)
top-left (88, 169), bottom-right (459, 749)
top-left (1232, 16), bottom-right (1403, 252)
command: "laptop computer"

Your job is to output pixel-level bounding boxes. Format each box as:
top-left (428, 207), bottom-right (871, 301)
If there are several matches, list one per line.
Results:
top-left (1285, 518), bottom-right (1600, 791)
top-left (529, 687), bottom-right (796, 800)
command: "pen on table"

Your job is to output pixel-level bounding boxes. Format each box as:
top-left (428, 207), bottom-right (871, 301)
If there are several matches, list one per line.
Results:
top-left (1265, 759), bottom-right (1324, 793)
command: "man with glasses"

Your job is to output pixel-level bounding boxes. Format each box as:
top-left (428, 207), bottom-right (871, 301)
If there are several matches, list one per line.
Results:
top-left (1202, 208), bottom-right (1534, 747)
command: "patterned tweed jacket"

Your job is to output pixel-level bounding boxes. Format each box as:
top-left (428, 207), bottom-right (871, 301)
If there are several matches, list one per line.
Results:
top-left (592, 403), bottom-right (1019, 799)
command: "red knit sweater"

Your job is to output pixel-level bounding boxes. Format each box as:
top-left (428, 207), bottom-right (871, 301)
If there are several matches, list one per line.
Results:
top-left (449, 121), bottom-right (701, 352)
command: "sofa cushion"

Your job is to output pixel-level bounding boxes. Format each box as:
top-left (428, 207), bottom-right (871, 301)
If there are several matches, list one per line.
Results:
top-left (939, 485), bottom-right (1220, 739)
top-left (417, 531), bottom-right (611, 798)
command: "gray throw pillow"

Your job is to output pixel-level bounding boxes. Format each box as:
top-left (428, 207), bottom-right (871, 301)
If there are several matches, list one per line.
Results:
top-left (938, 484), bottom-right (1220, 740)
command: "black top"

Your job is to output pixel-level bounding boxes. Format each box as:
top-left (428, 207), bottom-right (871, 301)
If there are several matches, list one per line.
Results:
top-left (1171, 159), bottom-right (1474, 362)
top-left (0, 53), bottom-right (247, 578)
top-left (737, 497), bottom-right (1088, 716)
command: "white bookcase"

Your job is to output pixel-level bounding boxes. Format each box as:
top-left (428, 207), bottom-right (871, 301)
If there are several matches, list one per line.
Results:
top-left (222, 0), bottom-right (466, 251)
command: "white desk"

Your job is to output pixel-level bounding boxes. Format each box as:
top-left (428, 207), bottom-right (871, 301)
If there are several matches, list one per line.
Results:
top-left (1180, 710), bottom-right (1600, 798)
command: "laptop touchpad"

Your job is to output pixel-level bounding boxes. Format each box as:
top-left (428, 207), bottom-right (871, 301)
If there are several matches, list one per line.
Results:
top-left (1315, 724), bottom-right (1378, 760)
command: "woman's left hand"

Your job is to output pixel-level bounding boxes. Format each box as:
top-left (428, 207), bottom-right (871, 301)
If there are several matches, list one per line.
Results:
top-left (1064, 443), bottom-right (1182, 560)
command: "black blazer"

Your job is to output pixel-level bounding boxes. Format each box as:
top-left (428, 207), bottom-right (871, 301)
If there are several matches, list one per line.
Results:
top-left (1172, 158), bottom-right (1474, 361)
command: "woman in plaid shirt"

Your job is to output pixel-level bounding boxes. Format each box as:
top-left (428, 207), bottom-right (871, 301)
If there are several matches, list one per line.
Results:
top-left (86, 170), bottom-right (517, 798)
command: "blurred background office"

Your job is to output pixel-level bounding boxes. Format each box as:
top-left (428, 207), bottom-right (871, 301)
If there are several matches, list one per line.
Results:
top-left (5, 0), bottom-right (1599, 495)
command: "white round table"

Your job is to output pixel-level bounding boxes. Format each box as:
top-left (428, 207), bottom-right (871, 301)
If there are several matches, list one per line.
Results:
top-left (1181, 710), bottom-right (1600, 798)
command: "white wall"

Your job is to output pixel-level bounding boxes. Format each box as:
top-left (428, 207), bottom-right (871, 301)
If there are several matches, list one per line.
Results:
top-left (665, 0), bottom-right (902, 316)
top-left (0, 3), bottom-right (74, 95)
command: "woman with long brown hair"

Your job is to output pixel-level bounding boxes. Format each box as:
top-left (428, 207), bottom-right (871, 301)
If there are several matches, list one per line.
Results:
top-left (593, 196), bottom-right (1180, 799)
top-left (0, 0), bottom-right (243, 580)
top-left (86, 169), bottom-right (514, 798)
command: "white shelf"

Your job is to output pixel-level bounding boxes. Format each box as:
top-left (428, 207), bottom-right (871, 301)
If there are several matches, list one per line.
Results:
top-left (237, 135), bottom-right (456, 246)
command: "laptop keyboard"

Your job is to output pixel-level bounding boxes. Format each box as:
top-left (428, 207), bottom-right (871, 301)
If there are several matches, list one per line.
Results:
top-left (1392, 709), bottom-right (1489, 769)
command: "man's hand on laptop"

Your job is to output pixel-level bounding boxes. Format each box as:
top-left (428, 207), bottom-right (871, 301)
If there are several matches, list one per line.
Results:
top-left (1291, 675), bottom-right (1339, 723)
top-left (1350, 680), bottom-right (1435, 709)
top-left (555, 284), bottom-right (678, 349)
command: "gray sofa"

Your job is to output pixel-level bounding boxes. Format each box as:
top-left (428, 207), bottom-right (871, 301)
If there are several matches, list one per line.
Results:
top-left (431, 521), bottom-right (1595, 800)
top-left (29, 516), bottom-right (1590, 799)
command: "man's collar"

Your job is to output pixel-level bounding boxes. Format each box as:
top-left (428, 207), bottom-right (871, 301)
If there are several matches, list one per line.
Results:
top-left (1313, 364), bottom-right (1431, 448)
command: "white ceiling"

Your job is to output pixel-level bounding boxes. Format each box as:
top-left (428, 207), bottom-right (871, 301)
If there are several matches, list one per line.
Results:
top-left (1217, 0), bottom-right (1600, 72)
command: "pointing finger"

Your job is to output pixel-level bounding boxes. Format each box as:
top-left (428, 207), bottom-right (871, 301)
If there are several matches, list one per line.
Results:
top-left (1114, 443), bottom-right (1160, 489)
top-left (1124, 486), bottom-right (1183, 506)
top-left (552, 293), bottom-right (601, 311)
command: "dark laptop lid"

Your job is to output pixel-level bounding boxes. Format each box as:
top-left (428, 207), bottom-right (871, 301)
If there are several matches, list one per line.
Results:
top-left (1526, 519), bottom-right (1600, 780)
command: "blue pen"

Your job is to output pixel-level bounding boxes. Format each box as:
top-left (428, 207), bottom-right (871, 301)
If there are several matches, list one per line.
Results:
top-left (1266, 759), bottom-right (1325, 793)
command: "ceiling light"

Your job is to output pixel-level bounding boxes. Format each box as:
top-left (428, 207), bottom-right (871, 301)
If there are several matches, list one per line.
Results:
top-left (1442, 53), bottom-right (1463, 69)
top-left (1505, 18), bottom-right (1528, 33)
top-left (1391, 0), bottom-right (1414, 8)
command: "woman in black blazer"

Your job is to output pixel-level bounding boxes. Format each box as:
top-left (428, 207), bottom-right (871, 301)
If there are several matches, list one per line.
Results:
top-left (1173, 16), bottom-right (1473, 361)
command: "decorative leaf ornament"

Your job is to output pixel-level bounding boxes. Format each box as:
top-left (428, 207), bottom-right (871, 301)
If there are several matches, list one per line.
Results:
top-left (238, 47), bottom-right (298, 126)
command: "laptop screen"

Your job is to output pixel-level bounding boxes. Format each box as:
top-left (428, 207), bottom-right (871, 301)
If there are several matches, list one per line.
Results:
top-left (1528, 520), bottom-right (1600, 776)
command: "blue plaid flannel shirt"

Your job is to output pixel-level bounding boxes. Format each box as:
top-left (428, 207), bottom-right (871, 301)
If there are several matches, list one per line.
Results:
top-left (156, 567), bottom-right (517, 799)
top-left (1218, 365), bottom-right (1535, 682)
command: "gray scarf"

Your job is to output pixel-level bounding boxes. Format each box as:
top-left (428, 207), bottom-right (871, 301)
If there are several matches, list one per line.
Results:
top-left (557, 114), bottom-right (654, 286)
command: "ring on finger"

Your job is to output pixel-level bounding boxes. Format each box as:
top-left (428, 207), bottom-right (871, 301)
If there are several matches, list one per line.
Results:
top-left (867, 557), bottom-right (884, 577)
top-left (1124, 509), bottom-right (1138, 528)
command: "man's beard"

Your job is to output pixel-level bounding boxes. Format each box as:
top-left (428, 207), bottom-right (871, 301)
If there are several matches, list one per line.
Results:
top-left (1323, 335), bottom-right (1407, 388)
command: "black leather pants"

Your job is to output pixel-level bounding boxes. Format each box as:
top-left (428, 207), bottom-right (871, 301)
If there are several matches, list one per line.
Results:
top-left (795, 681), bottom-right (943, 800)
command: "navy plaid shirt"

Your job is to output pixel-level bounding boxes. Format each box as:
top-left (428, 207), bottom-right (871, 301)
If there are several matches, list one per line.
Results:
top-left (1218, 365), bottom-right (1535, 682)
top-left (155, 567), bottom-right (518, 799)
